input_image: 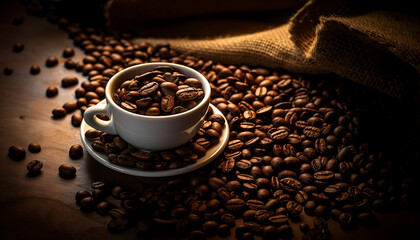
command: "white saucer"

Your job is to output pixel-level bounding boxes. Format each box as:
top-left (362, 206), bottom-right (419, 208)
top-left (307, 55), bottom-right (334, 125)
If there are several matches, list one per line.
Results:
top-left (80, 100), bottom-right (229, 177)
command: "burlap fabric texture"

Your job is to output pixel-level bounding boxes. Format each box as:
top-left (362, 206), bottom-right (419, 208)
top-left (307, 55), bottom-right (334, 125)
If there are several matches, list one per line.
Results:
top-left (106, 0), bottom-right (420, 99)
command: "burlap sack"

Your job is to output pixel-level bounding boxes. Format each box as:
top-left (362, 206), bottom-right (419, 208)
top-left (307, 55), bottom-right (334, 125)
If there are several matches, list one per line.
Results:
top-left (106, 0), bottom-right (420, 99)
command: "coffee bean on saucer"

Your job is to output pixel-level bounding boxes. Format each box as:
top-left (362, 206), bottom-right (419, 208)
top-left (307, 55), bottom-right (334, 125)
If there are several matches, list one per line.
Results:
top-left (46, 56), bottom-right (59, 67)
top-left (46, 86), bottom-right (58, 97)
top-left (8, 145), bottom-right (26, 160)
top-left (69, 144), bottom-right (83, 159)
top-left (27, 160), bottom-right (43, 173)
top-left (13, 42), bottom-right (24, 52)
top-left (30, 65), bottom-right (40, 74)
top-left (3, 66), bottom-right (13, 75)
top-left (28, 143), bottom-right (41, 153)
top-left (59, 164), bottom-right (76, 178)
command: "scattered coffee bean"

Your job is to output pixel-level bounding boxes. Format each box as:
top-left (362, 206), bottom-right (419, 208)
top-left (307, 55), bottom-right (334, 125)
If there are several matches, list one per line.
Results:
top-left (52, 107), bottom-right (67, 118)
top-left (13, 42), bottom-right (24, 52)
top-left (28, 143), bottom-right (41, 153)
top-left (3, 66), bottom-right (13, 75)
top-left (46, 86), bottom-right (58, 97)
top-left (8, 145), bottom-right (26, 160)
top-left (27, 160), bottom-right (43, 174)
top-left (61, 76), bottom-right (79, 87)
top-left (63, 47), bottom-right (75, 58)
top-left (79, 196), bottom-right (95, 212)
top-left (59, 164), bottom-right (76, 178)
top-left (69, 144), bottom-right (83, 159)
top-left (75, 190), bottom-right (91, 205)
top-left (30, 65), bottom-right (40, 74)
top-left (45, 56), bottom-right (59, 67)
top-left (71, 113), bottom-right (83, 127)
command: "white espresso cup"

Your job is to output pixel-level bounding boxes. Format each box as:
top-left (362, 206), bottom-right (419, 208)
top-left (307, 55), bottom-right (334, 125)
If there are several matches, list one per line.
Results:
top-left (83, 62), bottom-right (211, 151)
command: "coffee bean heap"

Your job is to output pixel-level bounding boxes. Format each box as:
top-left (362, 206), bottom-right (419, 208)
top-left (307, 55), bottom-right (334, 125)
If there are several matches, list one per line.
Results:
top-left (50, 25), bottom-right (416, 239)
top-left (113, 66), bottom-right (204, 116)
top-left (21, 3), bottom-right (417, 239)
top-left (85, 111), bottom-right (224, 170)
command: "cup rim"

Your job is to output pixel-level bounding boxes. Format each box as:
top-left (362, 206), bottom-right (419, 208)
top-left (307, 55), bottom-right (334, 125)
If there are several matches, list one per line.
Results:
top-left (105, 62), bottom-right (211, 119)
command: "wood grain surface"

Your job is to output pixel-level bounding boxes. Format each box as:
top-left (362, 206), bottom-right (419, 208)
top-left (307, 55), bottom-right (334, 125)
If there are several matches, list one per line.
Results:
top-left (0, 1), bottom-right (418, 239)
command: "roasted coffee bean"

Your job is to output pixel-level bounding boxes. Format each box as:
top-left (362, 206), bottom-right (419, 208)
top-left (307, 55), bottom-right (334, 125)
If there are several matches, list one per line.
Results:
top-left (226, 198), bottom-right (245, 212)
top-left (63, 101), bottom-right (77, 113)
top-left (246, 199), bottom-right (265, 210)
top-left (61, 76), bottom-right (79, 87)
top-left (4, 66), bottom-right (13, 75)
top-left (208, 177), bottom-right (225, 190)
top-left (304, 200), bottom-right (317, 215)
top-left (96, 201), bottom-right (114, 216)
top-left (314, 170), bottom-right (334, 181)
top-left (45, 56), bottom-right (59, 67)
top-left (75, 190), bottom-right (91, 205)
top-left (8, 145), bottom-right (26, 160)
top-left (139, 82), bottom-right (159, 97)
top-left (58, 164), bottom-right (76, 178)
top-left (13, 42), bottom-right (24, 52)
top-left (295, 190), bottom-right (309, 204)
top-left (63, 47), bottom-right (75, 58)
top-left (65, 58), bottom-right (76, 69)
top-left (30, 65), bottom-right (40, 74)
top-left (28, 143), bottom-right (41, 153)
top-left (189, 230), bottom-right (206, 240)
top-left (299, 223), bottom-right (310, 233)
top-left (280, 177), bottom-right (302, 192)
top-left (314, 205), bottom-right (329, 217)
top-left (220, 213), bottom-right (235, 226)
top-left (237, 174), bottom-right (255, 183)
top-left (202, 220), bottom-right (218, 235)
top-left (27, 160), bottom-right (43, 174)
top-left (228, 139), bottom-right (244, 150)
top-left (46, 86), bottom-right (58, 97)
top-left (80, 196), bottom-right (96, 212)
top-left (268, 215), bottom-right (289, 226)
top-left (69, 144), bottom-right (83, 159)
top-left (71, 113), bottom-right (83, 127)
top-left (121, 101), bottom-right (138, 112)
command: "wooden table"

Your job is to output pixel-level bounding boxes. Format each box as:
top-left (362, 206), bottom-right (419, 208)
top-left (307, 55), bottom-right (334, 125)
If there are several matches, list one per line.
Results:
top-left (0, 1), bottom-right (418, 239)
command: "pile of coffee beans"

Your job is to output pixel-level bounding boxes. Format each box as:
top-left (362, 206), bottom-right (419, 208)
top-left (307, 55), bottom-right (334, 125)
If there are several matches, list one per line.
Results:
top-left (113, 66), bottom-right (204, 116)
top-left (85, 111), bottom-right (225, 170)
top-left (19, 2), bottom-right (418, 239)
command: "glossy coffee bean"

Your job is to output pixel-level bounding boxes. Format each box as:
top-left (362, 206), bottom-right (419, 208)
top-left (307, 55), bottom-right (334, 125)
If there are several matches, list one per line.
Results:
top-left (8, 145), bottom-right (26, 160)
top-left (69, 144), bottom-right (83, 159)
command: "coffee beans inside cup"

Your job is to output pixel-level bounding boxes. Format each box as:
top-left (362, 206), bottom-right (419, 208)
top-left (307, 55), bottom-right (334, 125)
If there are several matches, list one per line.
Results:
top-left (112, 66), bottom-right (204, 116)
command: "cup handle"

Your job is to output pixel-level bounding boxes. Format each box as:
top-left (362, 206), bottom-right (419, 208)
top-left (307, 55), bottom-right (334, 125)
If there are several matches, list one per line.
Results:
top-left (83, 102), bottom-right (117, 135)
